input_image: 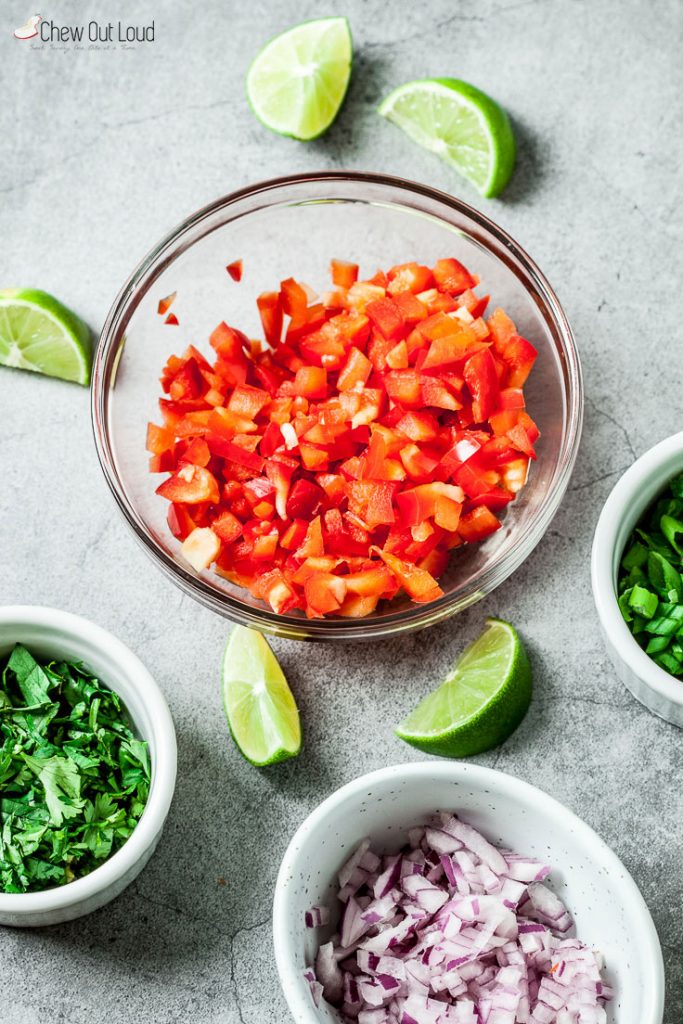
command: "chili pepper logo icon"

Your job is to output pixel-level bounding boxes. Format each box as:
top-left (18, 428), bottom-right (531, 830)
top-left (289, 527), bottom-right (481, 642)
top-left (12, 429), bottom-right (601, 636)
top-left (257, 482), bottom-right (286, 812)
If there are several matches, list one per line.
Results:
top-left (13, 14), bottom-right (42, 39)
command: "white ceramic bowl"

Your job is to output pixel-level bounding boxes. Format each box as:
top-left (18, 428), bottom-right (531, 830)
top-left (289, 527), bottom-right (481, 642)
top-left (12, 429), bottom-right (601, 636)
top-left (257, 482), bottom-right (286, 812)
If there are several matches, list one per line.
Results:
top-left (592, 432), bottom-right (683, 727)
top-left (273, 762), bottom-right (664, 1024)
top-left (0, 606), bottom-right (177, 926)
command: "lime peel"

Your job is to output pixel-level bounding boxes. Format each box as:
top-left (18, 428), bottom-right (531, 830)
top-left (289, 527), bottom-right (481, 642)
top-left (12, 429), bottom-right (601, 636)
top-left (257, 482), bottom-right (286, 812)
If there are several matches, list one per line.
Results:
top-left (0, 289), bottom-right (91, 385)
top-left (396, 618), bottom-right (532, 758)
top-left (378, 78), bottom-right (516, 198)
top-left (246, 17), bottom-right (353, 141)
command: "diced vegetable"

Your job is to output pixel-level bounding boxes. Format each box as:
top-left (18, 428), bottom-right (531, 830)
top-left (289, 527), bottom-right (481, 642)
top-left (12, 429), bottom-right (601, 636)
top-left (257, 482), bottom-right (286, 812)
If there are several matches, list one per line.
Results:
top-left (226, 259), bottom-right (243, 282)
top-left (617, 471), bottom-right (683, 677)
top-left (306, 815), bottom-right (611, 1021)
top-left (149, 258), bottom-right (539, 618)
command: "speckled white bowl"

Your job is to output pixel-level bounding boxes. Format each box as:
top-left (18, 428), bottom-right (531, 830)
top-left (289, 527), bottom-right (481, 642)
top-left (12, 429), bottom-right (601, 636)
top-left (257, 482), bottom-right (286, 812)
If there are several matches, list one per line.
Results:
top-left (273, 762), bottom-right (664, 1024)
top-left (0, 606), bottom-right (177, 927)
top-left (592, 431), bottom-right (683, 727)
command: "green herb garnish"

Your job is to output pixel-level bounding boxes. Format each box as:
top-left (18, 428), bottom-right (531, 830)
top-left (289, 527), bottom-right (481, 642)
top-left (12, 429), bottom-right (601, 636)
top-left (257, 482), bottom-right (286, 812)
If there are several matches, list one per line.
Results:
top-left (618, 473), bottom-right (683, 676)
top-left (0, 645), bottom-right (149, 893)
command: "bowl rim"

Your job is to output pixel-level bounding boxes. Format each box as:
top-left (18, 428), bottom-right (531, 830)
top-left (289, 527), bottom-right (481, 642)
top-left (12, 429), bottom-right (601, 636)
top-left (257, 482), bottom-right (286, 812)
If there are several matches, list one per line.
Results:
top-left (92, 170), bottom-right (583, 640)
top-left (0, 605), bottom-right (177, 914)
top-left (272, 761), bottom-right (665, 1024)
top-left (592, 430), bottom-right (683, 709)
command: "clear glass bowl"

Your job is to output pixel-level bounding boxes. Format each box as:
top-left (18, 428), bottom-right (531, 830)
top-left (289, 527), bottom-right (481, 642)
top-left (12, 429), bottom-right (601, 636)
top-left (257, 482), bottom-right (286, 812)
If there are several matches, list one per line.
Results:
top-left (92, 172), bottom-right (582, 641)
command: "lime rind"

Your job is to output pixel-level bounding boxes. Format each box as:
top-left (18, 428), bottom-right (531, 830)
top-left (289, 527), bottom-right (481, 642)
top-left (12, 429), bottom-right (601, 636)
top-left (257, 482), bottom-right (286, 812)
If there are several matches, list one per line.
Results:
top-left (396, 618), bottom-right (532, 758)
top-left (221, 626), bottom-right (302, 766)
top-left (0, 289), bottom-right (92, 385)
top-left (378, 78), bottom-right (515, 198)
top-left (246, 17), bottom-right (353, 141)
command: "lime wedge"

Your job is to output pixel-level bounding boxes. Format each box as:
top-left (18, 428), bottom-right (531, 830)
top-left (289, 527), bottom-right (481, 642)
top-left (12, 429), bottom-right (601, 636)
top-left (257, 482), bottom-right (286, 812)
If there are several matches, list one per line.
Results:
top-left (221, 626), bottom-right (302, 766)
top-left (396, 618), bottom-right (531, 758)
top-left (246, 17), bottom-right (353, 141)
top-left (378, 78), bottom-right (515, 198)
top-left (0, 289), bottom-right (91, 385)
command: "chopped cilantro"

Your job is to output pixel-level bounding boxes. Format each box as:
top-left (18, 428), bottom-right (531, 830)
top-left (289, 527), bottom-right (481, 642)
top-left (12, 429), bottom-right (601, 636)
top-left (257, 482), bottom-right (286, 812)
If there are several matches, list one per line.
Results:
top-left (0, 645), bottom-right (149, 893)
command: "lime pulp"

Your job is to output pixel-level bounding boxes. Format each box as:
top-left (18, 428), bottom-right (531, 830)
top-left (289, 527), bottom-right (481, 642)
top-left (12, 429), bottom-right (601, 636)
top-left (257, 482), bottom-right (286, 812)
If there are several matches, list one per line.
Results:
top-left (221, 625), bottom-right (302, 766)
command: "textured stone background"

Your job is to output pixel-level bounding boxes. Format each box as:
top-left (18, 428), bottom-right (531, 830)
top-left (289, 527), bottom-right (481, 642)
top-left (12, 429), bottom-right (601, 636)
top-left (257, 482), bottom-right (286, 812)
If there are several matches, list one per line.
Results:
top-left (2, 0), bottom-right (682, 1020)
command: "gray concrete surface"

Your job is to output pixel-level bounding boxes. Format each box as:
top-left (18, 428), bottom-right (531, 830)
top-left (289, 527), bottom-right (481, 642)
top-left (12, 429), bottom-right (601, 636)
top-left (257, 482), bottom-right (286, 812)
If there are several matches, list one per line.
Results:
top-left (2, 0), bottom-right (682, 1019)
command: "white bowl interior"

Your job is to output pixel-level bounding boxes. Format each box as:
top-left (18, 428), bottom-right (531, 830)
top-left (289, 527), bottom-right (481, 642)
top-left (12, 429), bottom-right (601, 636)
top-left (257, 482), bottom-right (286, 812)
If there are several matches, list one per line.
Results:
top-left (274, 764), bottom-right (663, 1024)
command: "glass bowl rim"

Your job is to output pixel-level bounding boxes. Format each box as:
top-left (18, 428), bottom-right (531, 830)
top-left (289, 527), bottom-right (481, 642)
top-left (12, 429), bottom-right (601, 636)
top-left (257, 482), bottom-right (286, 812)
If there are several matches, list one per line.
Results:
top-left (91, 170), bottom-right (583, 641)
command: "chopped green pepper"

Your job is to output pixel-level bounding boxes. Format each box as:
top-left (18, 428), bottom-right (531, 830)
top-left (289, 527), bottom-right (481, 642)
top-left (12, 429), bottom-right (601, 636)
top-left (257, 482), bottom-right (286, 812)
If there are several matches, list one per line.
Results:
top-left (661, 514), bottom-right (683, 556)
top-left (629, 584), bottom-right (658, 619)
top-left (617, 473), bottom-right (683, 679)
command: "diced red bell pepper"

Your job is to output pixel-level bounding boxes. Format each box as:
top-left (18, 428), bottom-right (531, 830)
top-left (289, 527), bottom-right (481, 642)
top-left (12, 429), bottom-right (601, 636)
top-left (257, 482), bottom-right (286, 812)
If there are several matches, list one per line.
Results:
top-left (365, 298), bottom-right (406, 341)
top-left (146, 422), bottom-right (175, 455)
top-left (158, 292), bottom-right (177, 316)
top-left (384, 369), bottom-right (423, 408)
top-left (157, 464), bottom-right (220, 505)
top-left (387, 263), bottom-right (434, 295)
top-left (392, 291), bottom-right (429, 324)
top-left (374, 548), bottom-right (443, 603)
top-left (226, 259), bottom-right (243, 282)
top-left (457, 505), bottom-right (501, 542)
top-left (296, 515), bottom-right (324, 558)
top-left (432, 258), bottom-right (476, 296)
top-left (420, 376), bottom-right (460, 411)
top-left (502, 335), bottom-right (538, 388)
top-left (179, 437), bottom-right (211, 467)
top-left (167, 502), bottom-right (195, 540)
top-left (399, 444), bottom-right (439, 481)
top-left (422, 325), bottom-right (478, 370)
top-left (256, 291), bottom-right (283, 347)
top-left (169, 358), bottom-right (204, 401)
top-left (211, 510), bottom-right (243, 544)
top-left (396, 410), bottom-right (439, 443)
top-left (304, 572), bottom-right (347, 615)
top-left (293, 366), bottom-right (327, 399)
top-left (344, 566), bottom-right (394, 596)
top-left (337, 347), bottom-right (372, 391)
top-left (465, 488), bottom-right (514, 513)
top-left (152, 253), bottom-right (538, 619)
top-left (149, 450), bottom-right (176, 473)
top-left (386, 340), bottom-right (409, 370)
top-left (507, 422), bottom-right (537, 459)
top-left (464, 348), bottom-right (500, 423)
top-left (286, 478), bottom-right (324, 519)
top-left (487, 307), bottom-right (517, 354)
top-left (458, 289), bottom-right (489, 319)
top-left (454, 462), bottom-right (493, 499)
top-left (395, 483), bottom-right (463, 529)
top-left (330, 259), bottom-right (359, 289)
top-left (228, 384), bottom-right (270, 419)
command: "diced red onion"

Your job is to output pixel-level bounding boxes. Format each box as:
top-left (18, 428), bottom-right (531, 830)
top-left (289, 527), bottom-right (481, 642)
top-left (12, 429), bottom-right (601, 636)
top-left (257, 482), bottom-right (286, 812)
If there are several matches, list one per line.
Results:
top-left (306, 815), bottom-right (611, 1024)
top-left (339, 839), bottom-right (371, 888)
top-left (305, 904), bottom-right (330, 928)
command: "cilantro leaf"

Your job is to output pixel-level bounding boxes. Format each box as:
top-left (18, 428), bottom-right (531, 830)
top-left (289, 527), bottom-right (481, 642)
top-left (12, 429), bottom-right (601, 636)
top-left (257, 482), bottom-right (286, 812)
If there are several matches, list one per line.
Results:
top-left (0, 645), bottom-right (150, 892)
top-left (6, 646), bottom-right (52, 706)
